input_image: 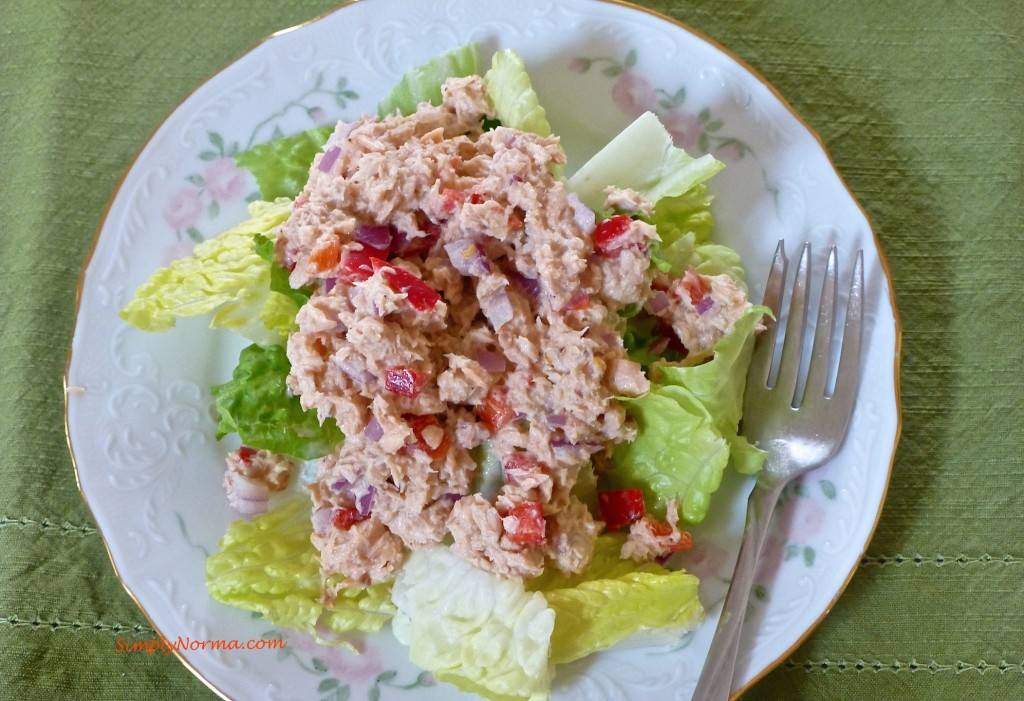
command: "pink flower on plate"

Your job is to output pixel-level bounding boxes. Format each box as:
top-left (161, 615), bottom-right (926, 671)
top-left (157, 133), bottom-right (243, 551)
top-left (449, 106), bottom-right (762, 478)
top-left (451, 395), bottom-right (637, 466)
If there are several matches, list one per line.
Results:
top-left (754, 526), bottom-right (788, 583)
top-left (307, 106), bottom-right (329, 124)
top-left (680, 540), bottom-right (731, 582)
top-left (715, 141), bottom-right (745, 162)
top-left (163, 186), bottom-right (203, 230)
top-left (284, 631), bottom-right (385, 684)
top-left (611, 71), bottom-right (656, 118)
top-left (788, 495), bottom-right (827, 541)
top-left (658, 108), bottom-right (701, 151)
top-left (204, 157), bottom-right (246, 202)
top-left (568, 57), bottom-right (591, 74)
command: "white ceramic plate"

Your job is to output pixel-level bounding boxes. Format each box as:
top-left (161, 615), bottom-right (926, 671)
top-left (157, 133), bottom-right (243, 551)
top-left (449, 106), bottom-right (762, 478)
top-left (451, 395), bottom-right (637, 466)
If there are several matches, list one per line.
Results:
top-left (66, 1), bottom-right (900, 699)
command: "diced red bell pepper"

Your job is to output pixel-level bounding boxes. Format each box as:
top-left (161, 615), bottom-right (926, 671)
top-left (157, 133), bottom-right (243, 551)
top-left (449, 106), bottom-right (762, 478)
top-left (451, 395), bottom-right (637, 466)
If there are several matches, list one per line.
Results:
top-left (237, 446), bottom-right (256, 462)
top-left (561, 289), bottom-right (590, 312)
top-left (372, 260), bottom-right (442, 312)
top-left (593, 214), bottom-right (634, 255)
top-left (678, 267), bottom-right (711, 305)
top-left (339, 248), bottom-right (384, 283)
top-left (598, 488), bottom-right (647, 531)
top-left (405, 414), bottom-right (451, 459)
top-left (477, 386), bottom-right (516, 432)
top-left (439, 188), bottom-right (466, 215)
top-left (648, 520), bottom-right (694, 552)
top-left (504, 501), bottom-right (546, 545)
top-left (384, 367), bottom-right (428, 398)
top-left (332, 507), bottom-right (367, 530)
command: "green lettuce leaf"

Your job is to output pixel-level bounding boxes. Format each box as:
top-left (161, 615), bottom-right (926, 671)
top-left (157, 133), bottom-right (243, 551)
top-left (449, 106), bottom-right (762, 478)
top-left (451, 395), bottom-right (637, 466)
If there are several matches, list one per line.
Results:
top-left (470, 440), bottom-right (505, 501)
top-left (483, 48), bottom-right (551, 137)
top-left (566, 111), bottom-right (725, 212)
top-left (119, 199), bottom-right (295, 345)
top-left (653, 305), bottom-right (771, 476)
top-left (609, 306), bottom-right (769, 522)
top-left (377, 43), bottom-right (482, 118)
top-left (234, 126), bottom-right (333, 200)
top-left (610, 385), bottom-right (731, 523)
top-left (210, 343), bottom-right (343, 461)
top-left (391, 546), bottom-right (555, 701)
top-left (206, 496), bottom-right (394, 643)
top-left (529, 535), bottom-right (704, 665)
top-left (651, 184), bottom-right (716, 247)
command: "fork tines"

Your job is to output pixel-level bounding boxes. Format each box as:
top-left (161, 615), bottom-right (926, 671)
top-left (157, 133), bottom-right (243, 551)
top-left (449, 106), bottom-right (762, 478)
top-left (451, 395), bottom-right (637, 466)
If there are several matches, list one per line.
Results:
top-left (754, 240), bottom-right (864, 410)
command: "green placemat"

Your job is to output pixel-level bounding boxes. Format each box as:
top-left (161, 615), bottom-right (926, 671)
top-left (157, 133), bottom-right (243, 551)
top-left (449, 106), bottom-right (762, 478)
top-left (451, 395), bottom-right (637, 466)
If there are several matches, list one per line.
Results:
top-left (2, 1), bottom-right (1021, 700)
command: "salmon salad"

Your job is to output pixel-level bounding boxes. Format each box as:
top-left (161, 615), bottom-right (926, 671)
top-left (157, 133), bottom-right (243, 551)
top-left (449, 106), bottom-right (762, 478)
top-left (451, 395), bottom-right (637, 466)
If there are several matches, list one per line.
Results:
top-left (121, 44), bottom-right (768, 701)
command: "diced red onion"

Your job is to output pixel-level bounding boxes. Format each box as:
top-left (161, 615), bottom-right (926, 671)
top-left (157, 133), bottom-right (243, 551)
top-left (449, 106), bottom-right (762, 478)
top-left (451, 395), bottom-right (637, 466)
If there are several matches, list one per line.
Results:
top-left (335, 358), bottom-right (374, 384)
top-left (696, 296), bottom-right (715, 315)
top-left (355, 486), bottom-right (376, 516)
top-left (328, 120), bottom-right (357, 144)
top-left (311, 507), bottom-right (334, 536)
top-left (233, 497), bottom-right (268, 516)
top-left (355, 225), bottom-right (393, 251)
top-left (224, 471), bottom-right (269, 515)
top-left (330, 479), bottom-right (351, 492)
top-left (323, 277), bottom-right (337, 293)
top-left (475, 349), bottom-right (507, 373)
top-left (443, 492), bottom-right (464, 501)
top-left (480, 288), bottom-right (514, 329)
top-left (649, 290), bottom-right (671, 314)
top-left (567, 192), bottom-right (597, 233)
top-left (319, 146), bottom-right (341, 173)
top-left (547, 414), bottom-right (568, 427)
top-left (444, 240), bottom-right (491, 277)
top-left (363, 415), bottom-right (384, 442)
top-left (228, 473), bottom-right (269, 502)
top-left (508, 270), bottom-right (541, 298)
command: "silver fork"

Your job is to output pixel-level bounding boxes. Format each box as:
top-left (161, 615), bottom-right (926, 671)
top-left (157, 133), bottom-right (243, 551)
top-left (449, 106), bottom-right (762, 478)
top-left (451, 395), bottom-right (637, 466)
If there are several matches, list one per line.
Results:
top-left (691, 240), bottom-right (865, 701)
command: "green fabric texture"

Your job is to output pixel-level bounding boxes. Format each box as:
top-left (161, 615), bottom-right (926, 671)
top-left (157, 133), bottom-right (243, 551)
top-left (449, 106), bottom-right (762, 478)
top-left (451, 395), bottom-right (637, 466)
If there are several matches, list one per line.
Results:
top-left (1, 1), bottom-right (1021, 700)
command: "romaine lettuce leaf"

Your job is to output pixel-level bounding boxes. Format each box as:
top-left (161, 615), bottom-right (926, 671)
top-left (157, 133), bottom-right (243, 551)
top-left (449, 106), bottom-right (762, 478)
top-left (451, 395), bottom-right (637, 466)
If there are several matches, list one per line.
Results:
top-left (210, 343), bottom-right (344, 461)
top-left (610, 385), bottom-right (731, 523)
top-left (566, 111), bottom-right (724, 212)
top-left (377, 43), bottom-right (482, 118)
top-left (206, 496), bottom-right (394, 642)
top-left (651, 184), bottom-right (716, 247)
top-left (609, 306), bottom-right (769, 523)
top-left (531, 535), bottom-right (703, 664)
top-left (391, 546), bottom-right (555, 701)
top-left (483, 48), bottom-right (551, 137)
top-left (119, 199), bottom-right (295, 345)
top-left (234, 126), bottom-right (333, 200)
top-left (654, 305), bottom-right (771, 476)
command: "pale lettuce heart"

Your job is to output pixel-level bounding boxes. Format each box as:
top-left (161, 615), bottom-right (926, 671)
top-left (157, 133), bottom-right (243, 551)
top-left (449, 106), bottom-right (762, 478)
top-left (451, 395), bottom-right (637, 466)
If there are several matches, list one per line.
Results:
top-left (391, 546), bottom-right (555, 701)
top-left (567, 110), bottom-right (724, 212)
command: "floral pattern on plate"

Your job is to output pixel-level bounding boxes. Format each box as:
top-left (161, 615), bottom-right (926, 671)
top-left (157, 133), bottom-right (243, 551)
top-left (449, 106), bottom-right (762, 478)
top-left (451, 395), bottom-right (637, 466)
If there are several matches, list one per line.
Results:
top-left (570, 49), bottom-right (753, 161)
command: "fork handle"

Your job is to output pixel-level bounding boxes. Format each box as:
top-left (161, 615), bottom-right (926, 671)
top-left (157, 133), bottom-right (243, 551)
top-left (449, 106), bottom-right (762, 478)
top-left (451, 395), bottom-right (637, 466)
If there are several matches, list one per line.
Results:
top-left (691, 479), bottom-right (785, 701)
